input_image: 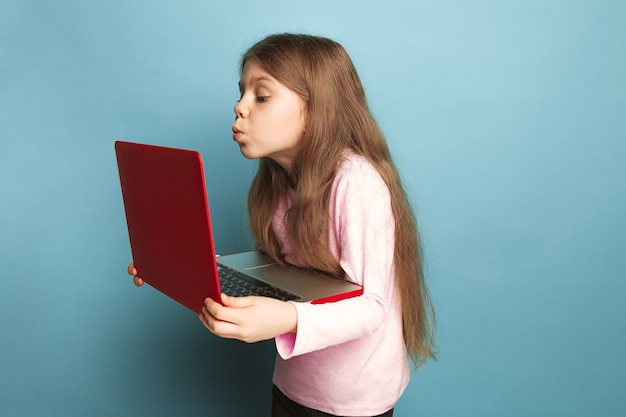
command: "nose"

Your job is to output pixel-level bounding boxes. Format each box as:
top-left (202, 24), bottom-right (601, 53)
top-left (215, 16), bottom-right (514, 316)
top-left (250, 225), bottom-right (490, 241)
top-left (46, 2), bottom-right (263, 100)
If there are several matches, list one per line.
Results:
top-left (234, 99), bottom-right (248, 119)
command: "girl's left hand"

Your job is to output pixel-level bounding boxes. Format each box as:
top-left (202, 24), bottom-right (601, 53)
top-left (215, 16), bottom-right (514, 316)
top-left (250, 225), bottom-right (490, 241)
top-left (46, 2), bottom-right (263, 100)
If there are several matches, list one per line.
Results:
top-left (200, 293), bottom-right (298, 343)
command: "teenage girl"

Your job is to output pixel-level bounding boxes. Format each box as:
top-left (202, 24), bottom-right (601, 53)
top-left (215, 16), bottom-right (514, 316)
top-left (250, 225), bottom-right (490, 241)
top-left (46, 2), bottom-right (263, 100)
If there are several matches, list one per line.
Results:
top-left (129, 33), bottom-right (435, 417)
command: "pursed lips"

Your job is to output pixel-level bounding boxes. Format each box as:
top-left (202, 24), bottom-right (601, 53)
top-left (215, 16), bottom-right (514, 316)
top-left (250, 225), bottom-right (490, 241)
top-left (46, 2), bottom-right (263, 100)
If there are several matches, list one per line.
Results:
top-left (232, 126), bottom-right (243, 142)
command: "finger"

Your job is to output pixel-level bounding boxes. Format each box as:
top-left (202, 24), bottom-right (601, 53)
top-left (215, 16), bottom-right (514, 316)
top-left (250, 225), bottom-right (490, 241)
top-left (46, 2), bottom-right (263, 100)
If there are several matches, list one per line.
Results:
top-left (205, 296), bottom-right (246, 325)
top-left (221, 293), bottom-right (258, 308)
top-left (127, 263), bottom-right (136, 275)
top-left (199, 311), bottom-right (210, 330)
top-left (205, 296), bottom-right (236, 312)
top-left (200, 306), bottom-right (223, 334)
top-left (201, 306), bottom-right (241, 339)
top-left (204, 297), bottom-right (227, 320)
top-left (133, 276), bottom-right (144, 287)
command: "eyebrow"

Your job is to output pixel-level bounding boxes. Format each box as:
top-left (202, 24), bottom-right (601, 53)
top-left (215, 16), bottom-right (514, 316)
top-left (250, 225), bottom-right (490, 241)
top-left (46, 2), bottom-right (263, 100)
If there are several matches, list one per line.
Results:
top-left (238, 76), bottom-right (275, 91)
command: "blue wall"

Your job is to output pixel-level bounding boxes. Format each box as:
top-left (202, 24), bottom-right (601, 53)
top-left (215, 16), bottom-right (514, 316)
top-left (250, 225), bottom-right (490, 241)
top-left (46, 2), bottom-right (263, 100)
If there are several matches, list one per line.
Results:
top-left (1, 1), bottom-right (624, 416)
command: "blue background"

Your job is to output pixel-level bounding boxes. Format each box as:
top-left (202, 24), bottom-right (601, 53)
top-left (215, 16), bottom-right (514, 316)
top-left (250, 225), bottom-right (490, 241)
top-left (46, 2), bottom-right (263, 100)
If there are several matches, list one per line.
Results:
top-left (1, 1), bottom-right (625, 416)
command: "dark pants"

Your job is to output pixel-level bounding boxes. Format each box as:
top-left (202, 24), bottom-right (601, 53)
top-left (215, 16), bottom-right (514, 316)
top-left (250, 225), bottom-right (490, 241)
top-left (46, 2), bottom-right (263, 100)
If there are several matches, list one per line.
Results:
top-left (271, 385), bottom-right (394, 417)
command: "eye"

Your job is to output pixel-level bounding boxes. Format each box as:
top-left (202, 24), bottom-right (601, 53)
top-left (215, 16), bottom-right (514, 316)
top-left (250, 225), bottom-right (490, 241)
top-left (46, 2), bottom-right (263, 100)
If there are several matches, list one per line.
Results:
top-left (256, 96), bottom-right (269, 103)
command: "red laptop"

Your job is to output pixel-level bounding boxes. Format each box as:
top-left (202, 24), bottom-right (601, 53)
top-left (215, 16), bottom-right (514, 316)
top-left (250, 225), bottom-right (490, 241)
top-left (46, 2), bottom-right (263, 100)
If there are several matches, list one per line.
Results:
top-left (115, 141), bottom-right (363, 314)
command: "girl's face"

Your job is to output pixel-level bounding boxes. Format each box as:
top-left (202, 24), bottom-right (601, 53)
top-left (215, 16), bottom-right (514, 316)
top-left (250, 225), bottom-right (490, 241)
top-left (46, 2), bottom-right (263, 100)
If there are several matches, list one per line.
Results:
top-left (232, 60), bottom-right (307, 170)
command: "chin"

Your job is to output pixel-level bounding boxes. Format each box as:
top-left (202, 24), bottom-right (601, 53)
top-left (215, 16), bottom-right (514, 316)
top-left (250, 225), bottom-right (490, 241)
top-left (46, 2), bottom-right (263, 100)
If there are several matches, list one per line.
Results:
top-left (238, 147), bottom-right (260, 161)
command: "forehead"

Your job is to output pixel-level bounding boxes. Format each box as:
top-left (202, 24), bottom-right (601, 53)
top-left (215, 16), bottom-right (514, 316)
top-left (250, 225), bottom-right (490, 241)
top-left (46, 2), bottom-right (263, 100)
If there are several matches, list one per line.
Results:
top-left (239, 60), bottom-right (276, 85)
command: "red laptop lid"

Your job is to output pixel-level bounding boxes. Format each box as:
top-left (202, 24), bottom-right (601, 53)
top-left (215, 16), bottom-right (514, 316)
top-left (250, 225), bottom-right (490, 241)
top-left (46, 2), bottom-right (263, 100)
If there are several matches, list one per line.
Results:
top-left (115, 140), bottom-right (221, 314)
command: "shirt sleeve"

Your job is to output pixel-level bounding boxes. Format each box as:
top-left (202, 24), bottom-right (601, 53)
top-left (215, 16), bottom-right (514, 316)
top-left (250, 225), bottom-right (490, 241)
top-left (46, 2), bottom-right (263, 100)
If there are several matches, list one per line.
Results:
top-left (275, 162), bottom-right (397, 358)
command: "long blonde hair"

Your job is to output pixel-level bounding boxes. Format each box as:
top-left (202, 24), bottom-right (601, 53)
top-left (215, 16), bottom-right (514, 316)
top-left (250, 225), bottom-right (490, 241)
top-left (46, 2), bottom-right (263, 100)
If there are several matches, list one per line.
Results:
top-left (242, 33), bottom-right (435, 366)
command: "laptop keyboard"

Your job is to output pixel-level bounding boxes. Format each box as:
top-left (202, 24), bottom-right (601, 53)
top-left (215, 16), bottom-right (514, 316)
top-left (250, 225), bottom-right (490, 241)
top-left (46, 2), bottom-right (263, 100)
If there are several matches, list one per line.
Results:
top-left (217, 264), bottom-right (301, 301)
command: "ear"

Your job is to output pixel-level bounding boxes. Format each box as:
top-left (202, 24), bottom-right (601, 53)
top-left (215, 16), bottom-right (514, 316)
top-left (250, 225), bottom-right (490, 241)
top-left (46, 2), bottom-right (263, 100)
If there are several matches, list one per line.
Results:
top-left (300, 104), bottom-right (309, 134)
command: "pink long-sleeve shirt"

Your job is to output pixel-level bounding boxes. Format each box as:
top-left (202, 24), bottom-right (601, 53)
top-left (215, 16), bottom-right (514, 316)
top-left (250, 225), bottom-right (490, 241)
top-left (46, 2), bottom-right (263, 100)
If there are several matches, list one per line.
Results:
top-left (272, 153), bottom-right (410, 416)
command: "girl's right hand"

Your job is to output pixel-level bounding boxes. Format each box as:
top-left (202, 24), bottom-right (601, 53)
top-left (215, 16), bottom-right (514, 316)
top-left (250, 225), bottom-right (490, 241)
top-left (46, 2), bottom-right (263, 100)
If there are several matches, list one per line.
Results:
top-left (127, 263), bottom-right (145, 287)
